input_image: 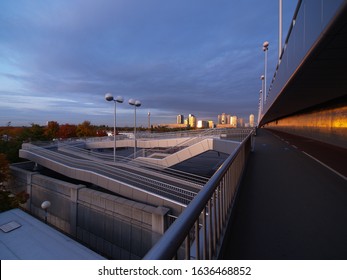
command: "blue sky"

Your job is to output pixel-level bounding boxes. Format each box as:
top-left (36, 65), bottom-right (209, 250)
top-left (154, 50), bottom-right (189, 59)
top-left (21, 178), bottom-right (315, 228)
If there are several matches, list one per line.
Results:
top-left (0, 0), bottom-right (298, 127)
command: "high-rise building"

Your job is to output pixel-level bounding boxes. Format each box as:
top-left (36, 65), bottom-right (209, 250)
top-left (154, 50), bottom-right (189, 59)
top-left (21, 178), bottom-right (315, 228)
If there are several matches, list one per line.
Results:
top-left (238, 117), bottom-right (244, 127)
top-left (176, 114), bottom-right (184, 124)
top-left (197, 120), bottom-right (209, 129)
top-left (230, 116), bottom-right (238, 127)
top-left (188, 114), bottom-right (197, 128)
top-left (249, 114), bottom-right (255, 127)
top-left (218, 113), bottom-right (231, 124)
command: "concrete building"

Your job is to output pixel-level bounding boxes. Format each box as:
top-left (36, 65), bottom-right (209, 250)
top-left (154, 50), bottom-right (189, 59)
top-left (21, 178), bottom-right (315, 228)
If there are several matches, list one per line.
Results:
top-left (231, 116), bottom-right (238, 127)
top-left (238, 117), bottom-right (245, 127)
top-left (176, 114), bottom-right (184, 124)
top-left (249, 114), bottom-right (255, 127)
top-left (188, 114), bottom-right (197, 128)
top-left (9, 162), bottom-right (167, 260)
top-left (9, 125), bottom-right (254, 260)
top-left (218, 113), bottom-right (231, 125)
top-left (197, 120), bottom-right (209, 129)
top-left (158, 123), bottom-right (187, 129)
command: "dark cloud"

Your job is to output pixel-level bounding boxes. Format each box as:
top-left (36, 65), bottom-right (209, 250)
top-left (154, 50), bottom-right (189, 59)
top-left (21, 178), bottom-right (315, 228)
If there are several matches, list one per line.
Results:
top-left (0, 0), bottom-right (298, 126)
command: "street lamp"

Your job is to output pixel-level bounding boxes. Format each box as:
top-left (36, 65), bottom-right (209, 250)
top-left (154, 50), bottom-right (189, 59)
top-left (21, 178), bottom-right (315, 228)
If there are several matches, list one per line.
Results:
top-left (279, 0), bottom-right (283, 59)
top-left (258, 89), bottom-right (263, 125)
top-left (41, 200), bottom-right (51, 224)
top-left (263, 41), bottom-right (269, 103)
top-left (129, 98), bottom-right (141, 158)
top-left (148, 111), bottom-right (151, 130)
top-left (105, 93), bottom-right (124, 161)
top-left (260, 75), bottom-right (265, 113)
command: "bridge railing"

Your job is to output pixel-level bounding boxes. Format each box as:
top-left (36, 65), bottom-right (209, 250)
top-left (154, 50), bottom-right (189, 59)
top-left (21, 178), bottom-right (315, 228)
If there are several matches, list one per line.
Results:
top-left (143, 129), bottom-right (254, 260)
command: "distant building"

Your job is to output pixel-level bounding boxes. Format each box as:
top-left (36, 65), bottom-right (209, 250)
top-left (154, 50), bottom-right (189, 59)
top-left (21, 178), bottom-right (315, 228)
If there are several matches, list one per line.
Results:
top-left (176, 114), bottom-right (184, 124)
top-left (208, 120), bottom-right (215, 128)
top-left (218, 113), bottom-right (231, 125)
top-left (158, 123), bottom-right (187, 129)
top-left (238, 117), bottom-right (245, 127)
top-left (197, 120), bottom-right (209, 129)
top-left (188, 114), bottom-right (197, 128)
top-left (216, 124), bottom-right (234, 128)
top-left (230, 116), bottom-right (238, 127)
top-left (249, 114), bottom-right (255, 127)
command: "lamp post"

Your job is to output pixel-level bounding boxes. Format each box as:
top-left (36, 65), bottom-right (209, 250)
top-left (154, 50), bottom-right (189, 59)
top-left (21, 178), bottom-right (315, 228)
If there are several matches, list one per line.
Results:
top-left (148, 111), bottom-right (151, 130)
top-left (263, 41), bottom-right (269, 103)
top-left (279, 0), bottom-right (283, 59)
top-left (258, 89), bottom-right (263, 126)
top-left (41, 200), bottom-right (51, 224)
top-left (105, 93), bottom-right (124, 162)
top-left (260, 75), bottom-right (265, 113)
top-left (129, 98), bottom-right (141, 158)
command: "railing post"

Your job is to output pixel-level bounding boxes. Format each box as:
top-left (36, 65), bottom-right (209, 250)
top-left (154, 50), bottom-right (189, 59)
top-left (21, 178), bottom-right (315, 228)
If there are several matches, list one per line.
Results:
top-left (203, 208), bottom-right (207, 259)
top-left (208, 199), bottom-right (213, 259)
top-left (222, 178), bottom-right (227, 226)
top-left (219, 185), bottom-right (223, 235)
top-left (213, 191), bottom-right (218, 248)
top-left (195, 220), bottom-right (200, 259)
top-left (185, 235), bottom-right (190, 260)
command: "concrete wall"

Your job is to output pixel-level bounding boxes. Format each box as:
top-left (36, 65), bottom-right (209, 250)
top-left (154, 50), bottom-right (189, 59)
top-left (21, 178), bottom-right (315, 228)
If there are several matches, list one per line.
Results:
top-left (18, 149), bottom-right (186, 216)
top-left (10, 164), bottom-right (170, 259)
top-left (86, 137), bottom-right (191, 150)
top-left (134, 138), bottom-right (240, 168)
top-left (76, 188), bottom-right (166, 259)
top-left (264, 103), bottom-right (347, 149)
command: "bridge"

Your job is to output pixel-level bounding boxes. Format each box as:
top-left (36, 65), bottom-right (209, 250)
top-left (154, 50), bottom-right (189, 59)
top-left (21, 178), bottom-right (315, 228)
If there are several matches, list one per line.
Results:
top-left (144, 0), bottom-right (347, 259)
top-left (13, 0), bottom-right (347, 260)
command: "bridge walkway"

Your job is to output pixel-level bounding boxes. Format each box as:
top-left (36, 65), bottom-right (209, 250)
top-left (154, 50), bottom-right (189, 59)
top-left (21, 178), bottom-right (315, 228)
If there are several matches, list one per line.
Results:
top-left (224, 128), bottom-right (347, 259)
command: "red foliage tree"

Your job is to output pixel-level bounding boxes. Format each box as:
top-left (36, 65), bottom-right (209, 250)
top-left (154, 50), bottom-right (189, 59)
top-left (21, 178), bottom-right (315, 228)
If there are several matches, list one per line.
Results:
top-left (58, 123), bottom-right (77, 139)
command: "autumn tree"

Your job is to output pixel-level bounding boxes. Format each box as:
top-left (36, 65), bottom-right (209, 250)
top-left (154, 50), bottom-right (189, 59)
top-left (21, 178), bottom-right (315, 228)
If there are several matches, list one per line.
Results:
top-left (44, 121), bottom-right (60, 140)
top-left (0, 153), bottom-right (11, 186)
top-left (19, 123), bottom-right (47, 141)
top-left (58, 123), bottom-right (77, 139)
top-left (76, 121), bottom-right (96, 137)
top-left (0, 127), bottom-right (25, 163)
top-left (6, 127), bottom-right (25, 139)
top-left (0, 154), bottom-right (29, 211)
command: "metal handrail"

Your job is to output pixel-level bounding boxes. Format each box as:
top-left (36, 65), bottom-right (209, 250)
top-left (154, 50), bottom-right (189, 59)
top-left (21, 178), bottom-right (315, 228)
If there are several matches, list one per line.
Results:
top-left (128, 129), bottom-right (215, 159)
top-left (21, 144), bottom-right (198, 205)
top-left (58, 143), bottom-right (209, 186)
top-left (128, 128), bottom-right (253, 159)
top-left (143, 129), bottom-right (254, 260)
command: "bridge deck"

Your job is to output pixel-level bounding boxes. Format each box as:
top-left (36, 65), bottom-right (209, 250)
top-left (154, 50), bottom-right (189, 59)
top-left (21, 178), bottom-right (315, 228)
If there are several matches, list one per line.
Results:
top-left (224, 129), bottom-right (347, 259)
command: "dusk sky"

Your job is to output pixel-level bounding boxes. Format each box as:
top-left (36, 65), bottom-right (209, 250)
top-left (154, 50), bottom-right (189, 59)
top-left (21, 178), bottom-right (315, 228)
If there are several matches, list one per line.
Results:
top-left (0, 0), bottom-right (298, 127)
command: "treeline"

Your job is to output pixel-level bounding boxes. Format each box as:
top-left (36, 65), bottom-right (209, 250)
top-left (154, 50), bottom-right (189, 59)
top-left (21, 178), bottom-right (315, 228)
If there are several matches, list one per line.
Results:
top-left (0, 121), bottom-right (109, 163)
top-left (1, 121), bottom-right (109, 141)
top-left (0, 121), bottom-right (193, 163)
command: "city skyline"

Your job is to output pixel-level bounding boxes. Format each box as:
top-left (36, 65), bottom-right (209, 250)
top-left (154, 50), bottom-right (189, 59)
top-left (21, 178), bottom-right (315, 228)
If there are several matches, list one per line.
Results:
top-left (157, 112), bottom-right (255, 129)
top-left (0, 0), bottom-right (298, 127)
